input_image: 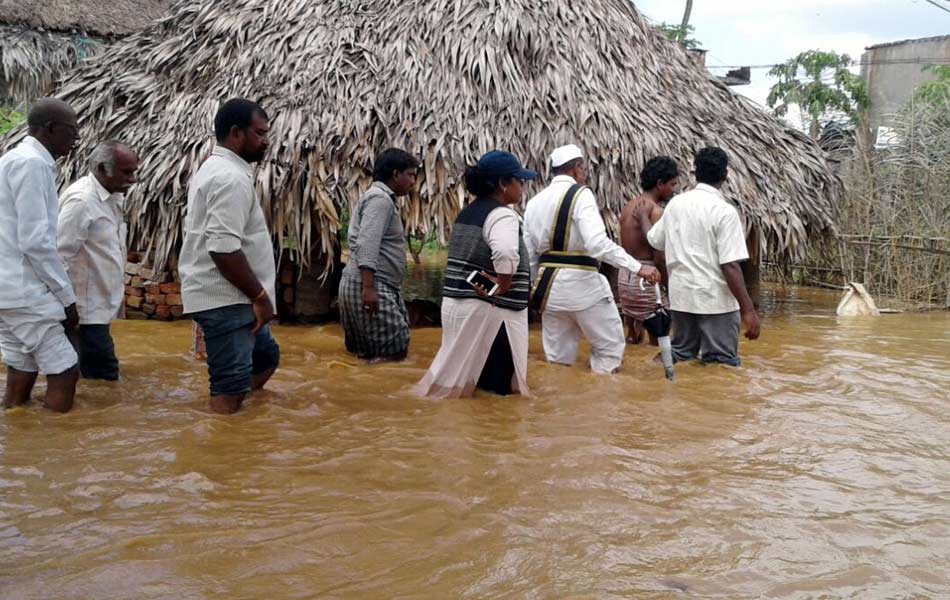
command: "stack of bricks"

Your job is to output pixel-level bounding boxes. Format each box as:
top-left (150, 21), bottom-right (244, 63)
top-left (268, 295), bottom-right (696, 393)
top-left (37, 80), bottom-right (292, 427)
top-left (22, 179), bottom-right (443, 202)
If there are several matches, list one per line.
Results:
top-left (123, 253), bottom-right (184, 321)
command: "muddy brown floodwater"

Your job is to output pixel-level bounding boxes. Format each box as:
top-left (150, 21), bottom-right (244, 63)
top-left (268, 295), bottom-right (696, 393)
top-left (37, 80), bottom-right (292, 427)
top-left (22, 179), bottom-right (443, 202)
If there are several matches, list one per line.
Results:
top-left (1, 285), bottom-right (948, 599)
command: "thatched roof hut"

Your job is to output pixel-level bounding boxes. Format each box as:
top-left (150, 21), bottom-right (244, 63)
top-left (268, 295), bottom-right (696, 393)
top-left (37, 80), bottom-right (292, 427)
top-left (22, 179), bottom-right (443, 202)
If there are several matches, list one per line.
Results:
top-left (0, 0), bottom-right (169, 104)
top-left (3, 0), bottom-right (839, 274)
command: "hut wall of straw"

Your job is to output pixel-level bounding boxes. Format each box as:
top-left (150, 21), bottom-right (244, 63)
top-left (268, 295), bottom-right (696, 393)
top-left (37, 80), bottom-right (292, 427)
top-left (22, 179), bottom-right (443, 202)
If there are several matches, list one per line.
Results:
top-left (2, 0), bottom-right (840, 276)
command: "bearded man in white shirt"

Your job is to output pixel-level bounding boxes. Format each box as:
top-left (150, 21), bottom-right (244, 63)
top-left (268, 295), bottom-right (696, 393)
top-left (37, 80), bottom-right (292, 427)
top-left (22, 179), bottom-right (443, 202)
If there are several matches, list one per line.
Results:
top-left (0, 98), bottom-right (81, 412)
top-left (647, 147), bottom-right (761, 366)
top-left (58, 141), bottom-right (139, 381)
top-left (524, 144), bottom-right (661, 374)
top-left (179, 98), bottom-right (279, 415)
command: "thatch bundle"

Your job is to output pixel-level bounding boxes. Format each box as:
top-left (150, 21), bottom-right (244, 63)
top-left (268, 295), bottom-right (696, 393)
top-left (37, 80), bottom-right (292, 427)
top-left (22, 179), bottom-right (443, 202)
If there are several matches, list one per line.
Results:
top-left (0, 26), bottom-right (101, 104)
top-left (0, 0), bottom-right (169, 105)
top-left (3, 0), bottom-right (839, 274)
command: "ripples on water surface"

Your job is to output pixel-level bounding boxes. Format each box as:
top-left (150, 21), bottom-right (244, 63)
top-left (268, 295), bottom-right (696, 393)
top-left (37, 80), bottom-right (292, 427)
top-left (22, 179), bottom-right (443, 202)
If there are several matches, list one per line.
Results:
top-left (1, 285), bottom-right (949, 599)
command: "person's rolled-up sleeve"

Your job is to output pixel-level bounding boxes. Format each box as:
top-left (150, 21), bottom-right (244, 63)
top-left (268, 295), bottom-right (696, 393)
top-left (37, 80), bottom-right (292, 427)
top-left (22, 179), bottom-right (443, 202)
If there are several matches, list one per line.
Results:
top-left (10, 160), bottom-right (75, 306)
top-left (205, 176), bottom-right (251, 254)
top-left (647, 212), bottom-right (667, 250)
top-left (716, 206), bottom-right (750, 265)
top-left (484, 208), bottom-right (521, 274)
top-left (354, 193), bottom-right (392, 272)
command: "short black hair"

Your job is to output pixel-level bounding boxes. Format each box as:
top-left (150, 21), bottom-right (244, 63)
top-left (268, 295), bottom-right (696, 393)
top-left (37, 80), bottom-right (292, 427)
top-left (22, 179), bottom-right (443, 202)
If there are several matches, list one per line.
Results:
top-left (463, 165), bottom-right (515, 197)
top-left (694, 147), bottom-right (729, 185)
top-left (552, 157), bottom-right (583, 176)
top-left (639, 156), bottom-right (679, 191)
top-left (372, 148), bottom-right (420, 182)
top-left (214, 98), bottom-right (268, 142)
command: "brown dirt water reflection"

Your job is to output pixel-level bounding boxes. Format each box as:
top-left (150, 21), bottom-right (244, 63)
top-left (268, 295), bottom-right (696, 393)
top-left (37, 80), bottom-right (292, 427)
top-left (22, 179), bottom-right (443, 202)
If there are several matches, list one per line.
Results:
top-left (1, 285), bottom-right (949, 599)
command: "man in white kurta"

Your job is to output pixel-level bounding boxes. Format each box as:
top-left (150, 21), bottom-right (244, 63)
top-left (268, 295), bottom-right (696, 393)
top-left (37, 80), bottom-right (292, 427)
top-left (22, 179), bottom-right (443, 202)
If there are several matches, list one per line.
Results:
top-left (524, 144), bottom-right (660, 374)
top-left (58, 142), bottom-right (139, 380)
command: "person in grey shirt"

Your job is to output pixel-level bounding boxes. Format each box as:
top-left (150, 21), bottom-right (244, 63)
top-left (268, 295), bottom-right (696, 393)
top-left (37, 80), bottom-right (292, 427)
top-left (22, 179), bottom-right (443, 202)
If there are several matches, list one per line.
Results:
top-left (338, 148), bottom-right (420, 362)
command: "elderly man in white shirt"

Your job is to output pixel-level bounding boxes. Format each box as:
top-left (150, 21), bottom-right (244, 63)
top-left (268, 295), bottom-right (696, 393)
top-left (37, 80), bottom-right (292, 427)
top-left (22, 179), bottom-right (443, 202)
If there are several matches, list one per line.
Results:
top-left (647, 147), bottom-right (761, 366)
top-left (58, 141), bottom-right (139, 380)
top-left (179, 98), bottom-right (279, 415)
top-left (524, 144), bottom-right (661, 374)
top-left (0, 98), bottom-right (81, 412)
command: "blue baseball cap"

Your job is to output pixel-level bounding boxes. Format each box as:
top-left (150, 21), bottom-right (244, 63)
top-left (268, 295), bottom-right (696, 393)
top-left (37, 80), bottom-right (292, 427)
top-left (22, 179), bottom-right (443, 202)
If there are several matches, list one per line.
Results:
top-left (477, 150), bottom-right (537, 180)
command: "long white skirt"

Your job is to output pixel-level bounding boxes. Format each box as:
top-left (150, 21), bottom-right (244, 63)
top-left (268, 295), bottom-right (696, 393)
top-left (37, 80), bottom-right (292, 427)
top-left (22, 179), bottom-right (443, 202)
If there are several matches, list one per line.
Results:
top-left (412, 298), bottom-right (529, 398)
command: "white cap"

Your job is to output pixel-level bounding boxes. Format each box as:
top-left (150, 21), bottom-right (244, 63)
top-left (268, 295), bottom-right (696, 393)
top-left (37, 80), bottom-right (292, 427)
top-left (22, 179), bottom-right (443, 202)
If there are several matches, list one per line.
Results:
top-left (549, 144), bottom-right (584, 168)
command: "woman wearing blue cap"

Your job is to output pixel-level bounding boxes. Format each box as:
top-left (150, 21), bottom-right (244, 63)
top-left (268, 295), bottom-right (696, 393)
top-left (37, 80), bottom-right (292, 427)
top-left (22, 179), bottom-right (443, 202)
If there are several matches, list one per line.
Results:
top-left (413, 151), bottom-right (536, 398)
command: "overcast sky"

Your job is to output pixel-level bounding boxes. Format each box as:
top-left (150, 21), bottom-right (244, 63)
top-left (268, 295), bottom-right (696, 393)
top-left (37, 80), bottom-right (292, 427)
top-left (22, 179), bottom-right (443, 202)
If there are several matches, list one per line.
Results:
top-left (634, 0), bottom-right (950, 113)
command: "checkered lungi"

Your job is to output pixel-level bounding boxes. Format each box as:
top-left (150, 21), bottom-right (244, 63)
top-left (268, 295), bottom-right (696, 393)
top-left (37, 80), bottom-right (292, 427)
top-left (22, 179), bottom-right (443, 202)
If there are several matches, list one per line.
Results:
top-left (618, 260), bottom-right (668, 321)
top-left (338, 273), bottom-right (410, 359)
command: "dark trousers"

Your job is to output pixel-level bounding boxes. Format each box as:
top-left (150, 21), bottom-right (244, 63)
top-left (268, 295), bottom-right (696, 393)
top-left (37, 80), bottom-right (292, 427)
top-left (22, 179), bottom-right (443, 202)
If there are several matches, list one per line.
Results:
top-left (671, 310), bottom-right (741, 367)
top-left (69, 324), bottom-right (119, 380)
top-left (477, 324), bottom-right (515, 395)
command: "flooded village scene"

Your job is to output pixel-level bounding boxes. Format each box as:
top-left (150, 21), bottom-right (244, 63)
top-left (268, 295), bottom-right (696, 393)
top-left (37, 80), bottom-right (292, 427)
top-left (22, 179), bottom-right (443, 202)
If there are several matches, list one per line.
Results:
top-left (1, 0), bottom-right (949, 598)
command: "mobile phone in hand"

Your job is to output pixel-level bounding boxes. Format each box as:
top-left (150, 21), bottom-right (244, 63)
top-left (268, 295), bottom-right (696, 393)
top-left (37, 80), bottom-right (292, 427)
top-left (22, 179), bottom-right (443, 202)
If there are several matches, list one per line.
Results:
top-left (466, 270), bottom-right (499, 296)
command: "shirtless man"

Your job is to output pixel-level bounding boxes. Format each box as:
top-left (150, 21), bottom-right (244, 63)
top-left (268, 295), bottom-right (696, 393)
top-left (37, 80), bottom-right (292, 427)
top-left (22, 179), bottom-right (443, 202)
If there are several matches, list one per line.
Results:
top-left (619, 156), bottom-right (680, 344)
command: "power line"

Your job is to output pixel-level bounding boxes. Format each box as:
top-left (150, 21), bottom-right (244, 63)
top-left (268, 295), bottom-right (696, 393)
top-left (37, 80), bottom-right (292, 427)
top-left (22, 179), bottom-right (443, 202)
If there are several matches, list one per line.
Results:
top-left (922, 0), bottom-right (950, 15)
top-left (707, 57), bottom-right (950, 70)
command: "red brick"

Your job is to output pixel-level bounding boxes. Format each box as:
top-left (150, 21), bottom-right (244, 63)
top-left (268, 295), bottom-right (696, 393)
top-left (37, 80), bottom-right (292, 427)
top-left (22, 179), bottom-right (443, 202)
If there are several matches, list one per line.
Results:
top-left (131, 277), bottom-right (146, 288)
top-left (170, 306), bottom-right (184, 318)
top-left (154, 305), bottom-right (172, 321)
top-left (165, 294), bottom-right (182, 306)
top-left (159, 282), bottom-right (180, 294)
top-left (145, 293), bottom-right (166, 305)
top-left (142, 303), bottom-right (156, 315)
top-left (145, 284), bottom-right (161, 295)
top-left (126, 296), bottom-right (143, 308)
top-left (125, 286), bottom-right (144, 297)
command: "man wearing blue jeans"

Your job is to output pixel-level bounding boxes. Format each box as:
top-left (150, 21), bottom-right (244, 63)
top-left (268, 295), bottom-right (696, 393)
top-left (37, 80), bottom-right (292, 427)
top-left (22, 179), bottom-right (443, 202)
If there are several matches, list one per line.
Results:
top-left (179, 98), bottom-right (280, 414)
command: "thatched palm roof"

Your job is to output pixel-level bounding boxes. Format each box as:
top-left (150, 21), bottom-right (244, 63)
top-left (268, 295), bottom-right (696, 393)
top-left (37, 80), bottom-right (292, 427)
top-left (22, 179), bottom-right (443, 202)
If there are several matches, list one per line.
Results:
top-left (3, 0), bottom-right (839, 273)
top-left (0, 0), bottom-right (169, 36)
top-left (0, 1), bottom-right (169, 104)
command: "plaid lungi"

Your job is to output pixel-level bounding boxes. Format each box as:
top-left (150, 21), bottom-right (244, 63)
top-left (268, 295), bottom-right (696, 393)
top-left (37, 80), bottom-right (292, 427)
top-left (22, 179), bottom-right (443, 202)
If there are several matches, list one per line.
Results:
top-left (618, 260), bottom-right (668, 320)
top-left (338, 273), bottom-right (410, 359)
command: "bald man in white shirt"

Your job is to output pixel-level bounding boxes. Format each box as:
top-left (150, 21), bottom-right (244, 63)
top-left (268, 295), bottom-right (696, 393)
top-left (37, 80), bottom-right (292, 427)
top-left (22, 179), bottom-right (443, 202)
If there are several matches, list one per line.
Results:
top-left (58, 141), bottom-right (139, 381)
top-left (524, 144), bottom-right (660, 374)
top-left (0, 99), bottom-right (81, 412)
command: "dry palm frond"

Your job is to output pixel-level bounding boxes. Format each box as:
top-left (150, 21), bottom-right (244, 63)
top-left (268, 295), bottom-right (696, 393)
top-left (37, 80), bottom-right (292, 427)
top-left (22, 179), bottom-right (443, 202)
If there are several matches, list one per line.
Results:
top-left (2, 0), bottom-right (839, 274)
top-left (0, 25), bottom-right (102, 105)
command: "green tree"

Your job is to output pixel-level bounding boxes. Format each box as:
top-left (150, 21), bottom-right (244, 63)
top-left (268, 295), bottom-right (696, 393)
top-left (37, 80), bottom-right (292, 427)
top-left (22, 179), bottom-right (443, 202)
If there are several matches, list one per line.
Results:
top-left (0, 107), bottom-right (23, 135)
top-left (657, 22), bottom-right (702, 50)
top-left (767, 50), bottom-right (869, 139)
top-left (914, 65), bottom-right (950, 106)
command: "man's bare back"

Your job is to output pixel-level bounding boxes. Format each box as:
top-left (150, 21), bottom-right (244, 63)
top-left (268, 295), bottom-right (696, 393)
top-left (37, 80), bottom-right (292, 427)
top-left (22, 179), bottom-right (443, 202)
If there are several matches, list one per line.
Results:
top-left (620, 193), bottom-right (664, 262)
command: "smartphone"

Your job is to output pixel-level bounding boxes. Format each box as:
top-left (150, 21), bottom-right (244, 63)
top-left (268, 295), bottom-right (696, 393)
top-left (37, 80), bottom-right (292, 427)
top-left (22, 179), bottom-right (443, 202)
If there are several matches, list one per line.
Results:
top-left (466, 270), bottom-right (499, 296)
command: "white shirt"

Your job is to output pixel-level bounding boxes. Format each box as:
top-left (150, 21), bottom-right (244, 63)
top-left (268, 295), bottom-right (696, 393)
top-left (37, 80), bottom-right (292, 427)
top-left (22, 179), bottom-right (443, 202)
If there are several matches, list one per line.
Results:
top-left (0, 136), bottom-right (76, 309)
top-left (524, 175), bottom-right (642, 312)
top-left (647, 183), bottom-right (749, 314)
top-left (179, 146), bottom-right (276, 314)
top-left (58, 174), bottom-right (128, 324)
top-left (484, 206), bottom-right (521, 275)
